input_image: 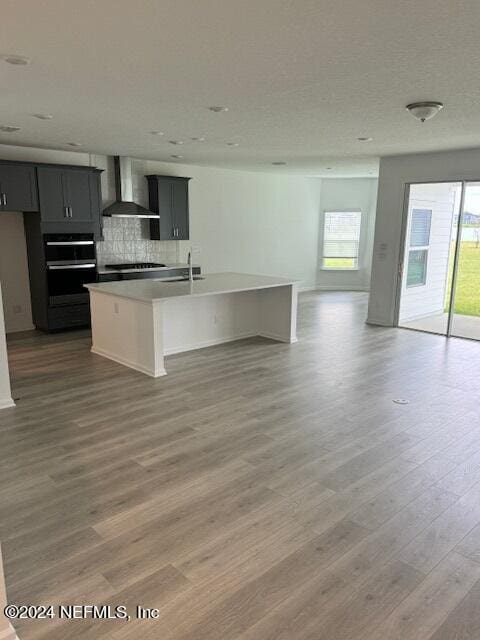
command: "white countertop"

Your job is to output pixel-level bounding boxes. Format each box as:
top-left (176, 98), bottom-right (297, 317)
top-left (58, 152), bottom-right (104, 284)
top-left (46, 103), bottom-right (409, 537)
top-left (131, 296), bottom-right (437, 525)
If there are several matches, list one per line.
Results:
top-left (86, 272), bottom-right (298, 302)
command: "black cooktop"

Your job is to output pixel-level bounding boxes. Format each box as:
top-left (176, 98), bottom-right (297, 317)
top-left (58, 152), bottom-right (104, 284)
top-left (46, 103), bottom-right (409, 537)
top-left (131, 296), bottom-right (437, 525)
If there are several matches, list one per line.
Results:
top-left (105, 262), bottom-right (166, 270)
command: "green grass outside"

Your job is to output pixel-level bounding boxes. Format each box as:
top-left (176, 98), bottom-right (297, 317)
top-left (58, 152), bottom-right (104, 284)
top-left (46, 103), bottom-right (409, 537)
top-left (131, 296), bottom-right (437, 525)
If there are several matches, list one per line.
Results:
top-left (323, 243), bottom-right (479, 314)
top-left (323, 258), bottom-right (356, 269)
top-left (446, 241), bottom-right (480, 316)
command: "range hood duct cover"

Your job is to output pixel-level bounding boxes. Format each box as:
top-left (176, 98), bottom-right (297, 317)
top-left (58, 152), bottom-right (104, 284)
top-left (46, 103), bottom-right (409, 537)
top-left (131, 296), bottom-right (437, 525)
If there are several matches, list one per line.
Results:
top-left (102, 156), bottom-right (158, 218)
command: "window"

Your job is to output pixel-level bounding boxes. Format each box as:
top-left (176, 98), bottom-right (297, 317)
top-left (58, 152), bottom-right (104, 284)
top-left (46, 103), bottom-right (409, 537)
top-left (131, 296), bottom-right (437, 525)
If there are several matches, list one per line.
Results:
top-left (406, 208), bottom-right (432, 287)
top-left (407, 250), bottom-right (428, 286)
top-left (410, 208), bottom-right (432, 246)
top-left (322, 211), bottom-right (361, 269)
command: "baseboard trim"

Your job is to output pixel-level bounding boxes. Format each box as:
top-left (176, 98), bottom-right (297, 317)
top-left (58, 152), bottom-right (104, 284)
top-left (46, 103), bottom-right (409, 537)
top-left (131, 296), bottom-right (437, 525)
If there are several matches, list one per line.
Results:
top-left (92, 331), bottom-right (298, 373)
top-left (0, 397), bottom-right (15, 410)
top-left (6, 324), bottom-right (35, 334)
top-left (366, 318), bottom-right (393, 327)
top-left (164, 331), bottom-right (257, 355)
top-left (164, 331), bottom-right (298, 355)
top-left (315, 285), bottom-right (370, 292)
top-left (91, 347), bottom-right (166, 378)
top-left (259, 331), bottom-right (298, 344)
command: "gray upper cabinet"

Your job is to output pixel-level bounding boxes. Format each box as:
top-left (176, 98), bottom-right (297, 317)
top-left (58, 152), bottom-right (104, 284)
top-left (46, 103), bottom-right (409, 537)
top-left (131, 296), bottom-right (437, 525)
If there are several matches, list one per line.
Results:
top-left (37, 166), bottom-right (101, 227)
top-left (146, 175), bottom-right (190, 240)
top-left (172, 179), bottom-right (189, 239)
top-left (0, 163), bottom-right (38, 212)
top-left (37, 167), bottom-right (68, 222)
top-left (64, 170), bottom-right (94, 222)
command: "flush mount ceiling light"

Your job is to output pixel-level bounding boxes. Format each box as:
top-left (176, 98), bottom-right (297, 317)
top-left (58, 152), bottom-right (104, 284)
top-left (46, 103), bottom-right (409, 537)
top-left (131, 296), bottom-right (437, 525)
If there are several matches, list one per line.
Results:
top-left (33, 113), bottom-right (53, 120)
top-left (208, 106), bottom-right (228, 112)
top-left (227, 142), bottom-right (239, 147)
top-left (169, 140), bottom-right (184, 145)
top-left (191, 136), bottom-right (205, 141)
top-left (66, 142), bottom-right (82, 147)
top-left (326, 167), bottom-right (333, 170)
top-left (150, 130), bottom-right (164, 136)
top-left (272, 161), bottom-right (287, 166)
top-left (0, 125), bottom-right (21, 132)
top-left (357, 137), bottom-right (373, 142)
top-left (170, 154), bottom-right (184, 159)
top-left (406, 101), bottom-right (444, 122)
top-left (2, 54), bottom-right (31, 65)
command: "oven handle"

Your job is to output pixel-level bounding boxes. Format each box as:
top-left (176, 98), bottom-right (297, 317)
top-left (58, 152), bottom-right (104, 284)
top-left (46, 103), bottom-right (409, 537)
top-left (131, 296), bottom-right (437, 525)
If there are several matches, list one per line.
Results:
top-left (46, 241), bottom-right (95, 246)
top-left (47, 263), bottom-right (97, 270)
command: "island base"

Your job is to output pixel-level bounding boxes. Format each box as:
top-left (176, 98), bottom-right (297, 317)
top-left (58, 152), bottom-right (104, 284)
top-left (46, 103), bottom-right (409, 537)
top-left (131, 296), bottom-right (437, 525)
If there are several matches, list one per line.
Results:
top-left (89, 285), bottom-right (297, 377)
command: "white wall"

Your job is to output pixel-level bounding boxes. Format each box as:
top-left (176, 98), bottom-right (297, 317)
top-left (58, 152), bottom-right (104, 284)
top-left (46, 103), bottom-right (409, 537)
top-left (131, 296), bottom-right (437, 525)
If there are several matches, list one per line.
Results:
top-left (316, 178), bottom-right (378, 291)
top-left (0, 283), bottom-right (14, 409)
top-left (368, 148), bottom-right (480, 326)
top-left (399, 183), bottom-right (458, 323)
top-left (96, 156), bottom-right (323, 289)
top-left (0, 213), bottom-right (35, 332)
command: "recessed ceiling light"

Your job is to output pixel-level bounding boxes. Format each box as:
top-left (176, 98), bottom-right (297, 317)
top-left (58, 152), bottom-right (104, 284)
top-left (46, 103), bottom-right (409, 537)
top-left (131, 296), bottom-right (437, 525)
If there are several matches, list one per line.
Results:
top-left (170, 154), bottom-right (184, 159)
top-left (272, 161), bottom-right (287, 166)
top-left (209, 106), bottom-right (229, 113)
top-left (169, 140), bottom-right (184, 145)
top-left (227, 142), bottom-right (239, 147)
top-left (150, 130), bottom-right (164, 136)
top-left (0, 125), bottom-right (21, 133)
top-left (33, 113), bottom-right (53, 120)
top-left (357, 137), bottom-right (373, 142)
top-left (66, 142), bottom-right (82, 147)
top-left (326, 167), bottom-right (332, 170)
top-left (191, 136), bottom-right (205, 141)
top-left (2, 54), bottom-right (31, 66)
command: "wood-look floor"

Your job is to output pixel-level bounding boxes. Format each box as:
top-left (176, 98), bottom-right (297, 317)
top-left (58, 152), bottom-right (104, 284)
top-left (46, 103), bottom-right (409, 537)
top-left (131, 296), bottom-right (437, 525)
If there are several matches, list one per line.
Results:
top-left (2, 291), bottom-right (480, 639)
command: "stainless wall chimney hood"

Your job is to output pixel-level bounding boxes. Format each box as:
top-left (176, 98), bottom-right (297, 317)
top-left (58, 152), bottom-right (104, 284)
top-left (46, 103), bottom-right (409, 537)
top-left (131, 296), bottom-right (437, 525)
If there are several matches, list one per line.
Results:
top-left (102, 156), bottom-right (158, 218)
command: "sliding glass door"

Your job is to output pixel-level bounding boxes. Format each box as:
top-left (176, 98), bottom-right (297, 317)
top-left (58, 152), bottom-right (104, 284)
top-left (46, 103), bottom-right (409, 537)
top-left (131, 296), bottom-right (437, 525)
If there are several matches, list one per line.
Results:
top-left (398, 180), bottom-right (480, 340)
top-left (398, 182), bottom-right (461, 336)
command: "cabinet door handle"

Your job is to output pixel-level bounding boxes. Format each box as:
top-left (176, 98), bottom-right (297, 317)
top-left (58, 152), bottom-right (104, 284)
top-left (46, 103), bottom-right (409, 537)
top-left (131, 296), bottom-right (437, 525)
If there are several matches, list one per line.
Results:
top-left (69, 206), bottom-right (73, 218)
top-left (3, 193), bottom-right (7, 206)
top-left (64, 206), bottom-right (69, 218)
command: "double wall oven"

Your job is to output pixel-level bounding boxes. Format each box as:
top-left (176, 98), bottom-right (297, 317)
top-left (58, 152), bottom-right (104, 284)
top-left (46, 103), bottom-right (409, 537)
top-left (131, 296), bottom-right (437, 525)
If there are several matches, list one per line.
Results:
top-left (44, 233), bottom-right (97, 307)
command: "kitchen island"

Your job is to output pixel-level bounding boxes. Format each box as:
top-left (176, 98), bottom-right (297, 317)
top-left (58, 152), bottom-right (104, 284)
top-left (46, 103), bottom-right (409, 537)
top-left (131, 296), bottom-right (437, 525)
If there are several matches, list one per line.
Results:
top-left (85, 273), bottom-right (298, 376)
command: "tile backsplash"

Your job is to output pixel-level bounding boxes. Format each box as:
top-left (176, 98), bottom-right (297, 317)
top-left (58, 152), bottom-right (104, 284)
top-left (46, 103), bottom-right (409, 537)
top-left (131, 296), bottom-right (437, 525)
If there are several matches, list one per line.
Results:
top-left (96, 217), bottom-right (181, 265)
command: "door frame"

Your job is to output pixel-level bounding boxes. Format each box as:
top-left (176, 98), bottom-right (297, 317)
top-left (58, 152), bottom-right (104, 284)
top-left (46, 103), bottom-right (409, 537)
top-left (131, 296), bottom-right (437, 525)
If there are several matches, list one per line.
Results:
top-left (446, 182), bottom-right (467, 336)
top-left (394, 179), bottom-right (476, 337)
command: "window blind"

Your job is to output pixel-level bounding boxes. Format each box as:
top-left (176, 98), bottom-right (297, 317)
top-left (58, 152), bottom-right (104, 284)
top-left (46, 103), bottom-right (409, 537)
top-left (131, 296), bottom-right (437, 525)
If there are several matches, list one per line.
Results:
top-left (323, 211), bottom-right (361, 258)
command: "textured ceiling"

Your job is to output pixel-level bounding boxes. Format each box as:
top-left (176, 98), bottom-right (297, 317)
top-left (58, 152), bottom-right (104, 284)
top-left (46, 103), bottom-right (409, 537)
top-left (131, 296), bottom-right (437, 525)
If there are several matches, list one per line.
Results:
top-left (1, 0), bottom-right (479, 176)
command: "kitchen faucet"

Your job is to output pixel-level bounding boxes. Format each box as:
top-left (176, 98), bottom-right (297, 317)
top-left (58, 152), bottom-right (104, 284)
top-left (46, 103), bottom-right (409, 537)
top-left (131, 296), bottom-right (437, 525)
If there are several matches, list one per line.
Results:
top-left (187, 249), bottom-right (193, 283)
